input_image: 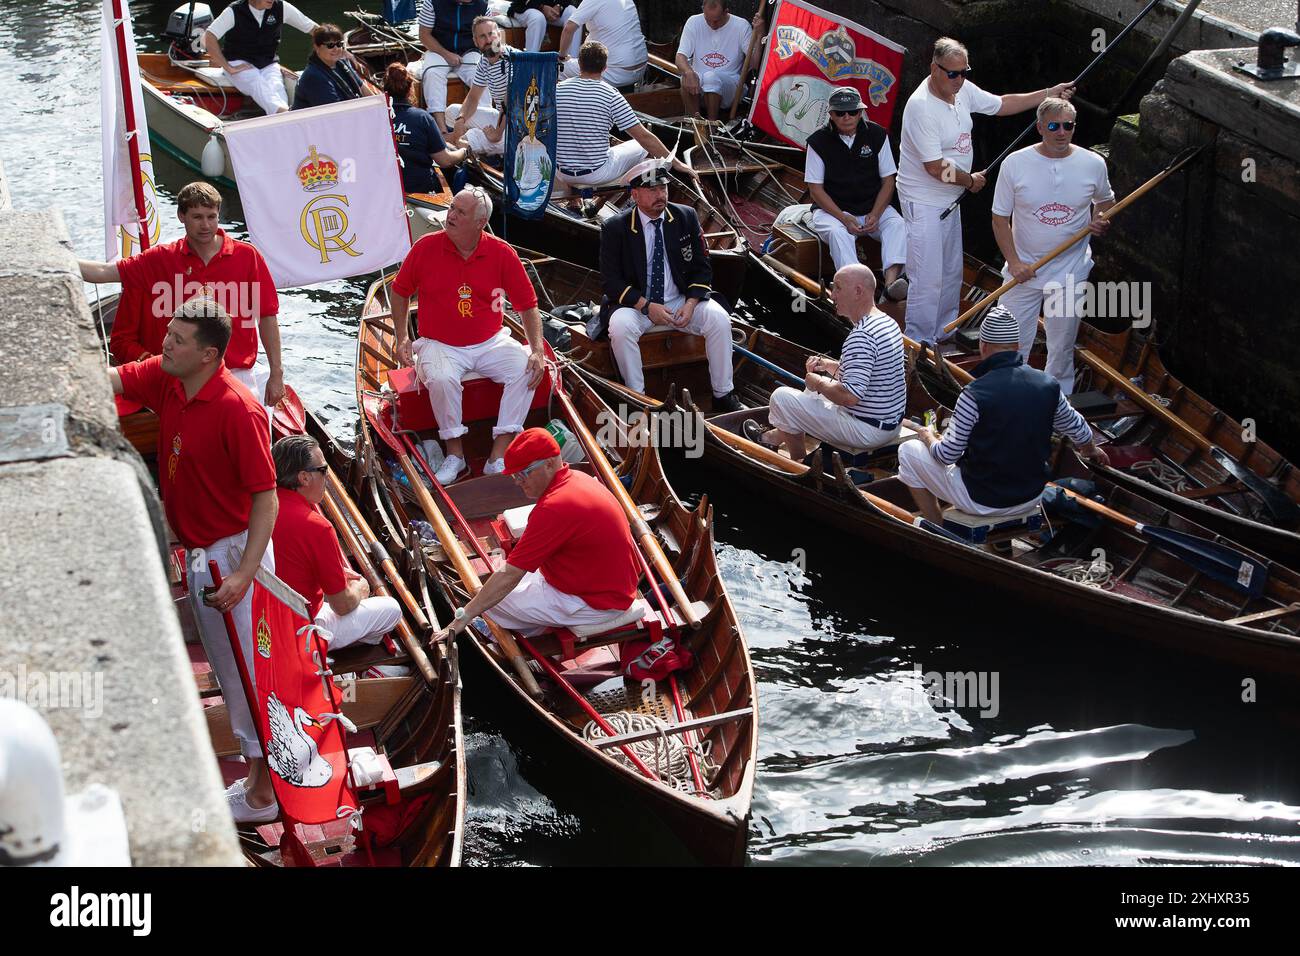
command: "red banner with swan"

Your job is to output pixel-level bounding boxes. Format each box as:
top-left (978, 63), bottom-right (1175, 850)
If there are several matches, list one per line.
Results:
top-left (250, 570), bottom-right (357, 827)
top-left (748, 0), bottom-right (906, 148)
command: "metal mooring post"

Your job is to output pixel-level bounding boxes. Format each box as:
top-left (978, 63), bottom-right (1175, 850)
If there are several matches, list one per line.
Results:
top-left (1234, 7), bottom-right (1300, 80)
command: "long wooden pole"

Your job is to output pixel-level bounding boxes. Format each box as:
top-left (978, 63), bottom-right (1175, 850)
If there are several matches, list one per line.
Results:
top-left (549, 374), bottom-right (703, 630)
top-left (943, 143), bottom-right (1207, 334)
top-left (109, 0), bottom-right (152, 251)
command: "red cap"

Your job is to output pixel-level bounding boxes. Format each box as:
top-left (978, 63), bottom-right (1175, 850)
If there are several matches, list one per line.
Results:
top-left (503, 427), bottom-right (561, 475)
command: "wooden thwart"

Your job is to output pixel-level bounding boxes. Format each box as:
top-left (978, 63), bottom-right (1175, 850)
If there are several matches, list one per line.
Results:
top-left (1226, 603), bottom-right (1300, 626)
top-left (591, 707), bottom-right (754, 749)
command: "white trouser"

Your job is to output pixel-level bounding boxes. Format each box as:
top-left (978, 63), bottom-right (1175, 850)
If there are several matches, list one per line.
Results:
top-left (489, 569), bottom-right (634, 637)
top-left (412, 327), bottom-right (534, 440)
top-left (554, 139), bottom-right (647, 192)
top-left (446, 102), bottom-right (503, 157)
top-left (314, 596), bottom-right (403, 651)
top-left (517, 4), bottom-right (579, 54)
top-left (608, 296), bottom-right (734, 396)
top-left (1000, 266), bottom-right (1092, 396)
top-left (902, 198), bottom-right (964, 343)
top-left (768, 386), bottom-right (900, 454)
top-left (695, 68), bottom-right (741, 107)
top-left (420, 50), bottom-right (482, 114)
top-left (186, 531), bottom-right (276, 759)
top-left (897, 439), bottom-right (1041, 517)
top-left (560, 57), bottom-right (645, 87)
top-left (229, 356), bottom-right (274, 430)
top-left (225, 61), bottom-right (288, 115)
top-left (810, 206), bottom-right (907, 273)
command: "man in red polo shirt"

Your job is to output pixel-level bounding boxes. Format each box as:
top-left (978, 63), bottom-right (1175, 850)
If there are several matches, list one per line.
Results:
top-left (434, 428), bottom-right (642, 640)
top-left (270, 434), bottom-right (402, 649)
top-left (391, 186), bottom-right (547, 485)
top-left (110, 297), bottom-right (280, 824)
top-left (81, 181), bottom-right (285, 413)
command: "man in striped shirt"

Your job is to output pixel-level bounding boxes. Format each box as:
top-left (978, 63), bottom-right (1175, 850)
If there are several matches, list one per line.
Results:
top-left (897, 305), bottom-right (1109, 523)
top-left (554, 41), bottom-right (694, 193)
top-left (744, 265), bottom-right (906, 459)
top-left (446, 16), bottom-right (514, 157)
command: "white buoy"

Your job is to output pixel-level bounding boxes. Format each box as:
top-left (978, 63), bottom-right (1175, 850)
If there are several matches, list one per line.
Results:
top-left (0, 699), bottom-right (130, 866)
top-left (201, 131), bottom-right (225, 178)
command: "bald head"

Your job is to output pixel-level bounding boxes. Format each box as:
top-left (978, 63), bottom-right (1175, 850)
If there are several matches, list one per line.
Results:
top-left (829, 264), bottom-right (877, 320)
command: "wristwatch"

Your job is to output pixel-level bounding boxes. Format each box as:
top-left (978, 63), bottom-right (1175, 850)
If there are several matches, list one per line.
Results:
top-left (640, 301), bottom-right (650, 317)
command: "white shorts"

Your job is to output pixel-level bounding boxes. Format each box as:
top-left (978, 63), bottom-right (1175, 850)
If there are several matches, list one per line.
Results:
top-left (489, 569), bottom-right (635, 637)
top-left (560, 57), bottom-right (645, 88)
top-left (447, 102), bottom-right (504, 157)
top-left (896, 439), bottom-right (1042, 517)
top-left (767, 386), bottom-right (900, 454)
top-left (315, 595), bottom-right (403, 651)
top-left (696, 68), bottom-right (741, 106)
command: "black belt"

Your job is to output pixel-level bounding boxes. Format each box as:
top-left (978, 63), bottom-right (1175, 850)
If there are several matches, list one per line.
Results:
top-left (853, 415), bottom-right (901, 431)
top-left (560, 166), bottom-right (600, 177)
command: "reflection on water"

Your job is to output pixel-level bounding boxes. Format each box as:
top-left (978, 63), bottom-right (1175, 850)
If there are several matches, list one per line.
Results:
top-left (6, 0), bottom-right (1298, 867)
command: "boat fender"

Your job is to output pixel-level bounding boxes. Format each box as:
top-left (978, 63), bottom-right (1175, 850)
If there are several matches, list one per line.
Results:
top-left (201, 132), bottom-right (224, 178)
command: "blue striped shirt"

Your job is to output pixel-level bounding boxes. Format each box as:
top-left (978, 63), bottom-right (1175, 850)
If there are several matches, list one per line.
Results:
top-left (837, 311), bottom-right (907, 424)
top-left (471, 46), bottom-right (516, 108)
top-left (931, 389), bottom-right (1094, 464)
top-left (555, 77), bottom-right (640, 170)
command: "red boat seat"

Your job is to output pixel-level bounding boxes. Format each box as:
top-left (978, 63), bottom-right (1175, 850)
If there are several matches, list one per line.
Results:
top-left (388, 365), bottom-right (552, 433)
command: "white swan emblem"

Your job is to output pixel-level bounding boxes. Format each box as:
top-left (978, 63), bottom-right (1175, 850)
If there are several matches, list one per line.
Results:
top-left (769, 78), bottom-right (832, 143)
top-left (266, 692), bottom-right (333, 788)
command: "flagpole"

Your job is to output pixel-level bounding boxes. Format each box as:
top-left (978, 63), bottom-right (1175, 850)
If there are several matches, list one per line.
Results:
top-left (109, 0), bottom-right (151, 251)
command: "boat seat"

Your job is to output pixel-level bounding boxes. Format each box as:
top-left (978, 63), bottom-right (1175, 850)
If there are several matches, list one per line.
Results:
top-left (570, 598), bottom-right (655, 638)
top-left (190, 66), bottom-right (237, 88)
top-left (942, 499), bottom-right (1044, 544)
top-left (825, 425), bottom-right (918, 466)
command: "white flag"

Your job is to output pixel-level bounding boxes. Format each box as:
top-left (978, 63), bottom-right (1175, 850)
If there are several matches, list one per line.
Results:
top-left (100, 0), bottom-right (160, 260)
top-left (223, 97), bottom-right (411, 289)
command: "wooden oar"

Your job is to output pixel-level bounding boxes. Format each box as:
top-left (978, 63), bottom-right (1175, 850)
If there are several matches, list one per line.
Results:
top-left (1073, 349), bottom-right (1300, 526)
top-left (1048, 482), bottom-right (1269, 597)
top-left (943, 143), bottom-right (1207, 335)
top-left (547, 367), bottom-right (702, 629)
top-left (729, 11), bottom-right (764, 121)
top-left (732, 342), bottom-right (805, 387)
top-left (365, 398), bottom-right (545, 700)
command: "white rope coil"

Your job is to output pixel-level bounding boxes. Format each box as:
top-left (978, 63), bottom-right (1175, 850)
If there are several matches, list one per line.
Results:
top-left (1050, 556), bottom-right (1115, 589)
top-left (583, 711), bottom-right (717, 794)
top-left (1131, 457), bottom-right (1192, 492)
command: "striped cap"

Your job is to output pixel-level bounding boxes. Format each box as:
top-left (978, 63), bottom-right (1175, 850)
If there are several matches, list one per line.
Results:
top-left (978, 305), bottom-right (1021, 345)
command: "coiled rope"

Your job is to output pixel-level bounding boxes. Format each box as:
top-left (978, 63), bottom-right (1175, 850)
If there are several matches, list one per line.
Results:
top-left (1131, 457), bottom-right (1192, 492)
top-left (583, 711), bottom-right (717, 794)
top-left (1050, 555), bottom-right (1115, 589)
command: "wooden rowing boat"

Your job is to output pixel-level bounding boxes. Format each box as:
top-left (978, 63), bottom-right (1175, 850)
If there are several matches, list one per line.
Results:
top-left (472, 155), bottom-right (749, 309)
top-left (352, 273), bottom-right (758, 865)
top-left (97, 295), bottom-right (467, 867)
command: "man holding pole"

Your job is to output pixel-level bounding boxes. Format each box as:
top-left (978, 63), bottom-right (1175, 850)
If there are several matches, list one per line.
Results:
top-left (896, 37), bottom-right (1075, 343)
top-left (432, 428), bottom-right (643, 640)
top-left (109, 297), bottom-right (279, 822)
top-left (991, 97), bottom-right (1114, 394)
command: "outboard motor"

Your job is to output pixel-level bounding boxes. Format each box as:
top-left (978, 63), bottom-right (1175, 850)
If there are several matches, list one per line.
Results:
top-left (164, 2), bottom-right (213, 62)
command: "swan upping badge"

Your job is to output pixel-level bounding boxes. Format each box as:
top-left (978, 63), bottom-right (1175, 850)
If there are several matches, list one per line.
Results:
top-left (749, 0), bottom-right (906, 148)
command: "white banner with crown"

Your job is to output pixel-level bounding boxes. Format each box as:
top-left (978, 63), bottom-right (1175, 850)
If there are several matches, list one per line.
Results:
top-left (223, 96), bottom-right (410, 289)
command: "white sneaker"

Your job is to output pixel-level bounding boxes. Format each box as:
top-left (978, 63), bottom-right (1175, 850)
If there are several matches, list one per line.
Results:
top-left (483, 457), bottom-right (506, 476)
top-left (226, 779), bottom-right (278, 824)
top-left (435, 454), bottom-right (468, 485)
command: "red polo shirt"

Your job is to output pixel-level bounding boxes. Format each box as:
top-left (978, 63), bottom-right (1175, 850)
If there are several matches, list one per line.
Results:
top-left (113, 229), bottom-right (278, 369)
top-left (506, 466), bottom-right (639, 610)
top-left (117, 357), bottom-right (276, 549)
top-left (272, 488), bottom-right (349, 619)
top-left (391, 231), bottom-right (538, 347)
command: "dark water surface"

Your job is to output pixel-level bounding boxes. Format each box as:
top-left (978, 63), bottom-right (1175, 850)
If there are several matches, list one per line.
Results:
top-left (8, 0), bottom-right (1300, 866)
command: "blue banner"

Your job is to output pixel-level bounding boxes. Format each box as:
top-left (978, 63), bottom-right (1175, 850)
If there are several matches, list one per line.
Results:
top-left (503, 51), bottom-right (558, 220)
top-left (382, 0), bottom-right (417, 24)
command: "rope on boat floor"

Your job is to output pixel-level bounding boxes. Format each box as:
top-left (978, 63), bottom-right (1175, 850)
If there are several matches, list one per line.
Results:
top-left (1131, 457), bottom-right (1192, 492)
top-left (1049, 556), bottom-right (1116, 589)
top-left (583, 711), bottom-right (719, 794)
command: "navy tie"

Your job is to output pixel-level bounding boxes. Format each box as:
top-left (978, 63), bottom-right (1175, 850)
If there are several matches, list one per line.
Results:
top-left (649, 218), bottom-right (665, 304)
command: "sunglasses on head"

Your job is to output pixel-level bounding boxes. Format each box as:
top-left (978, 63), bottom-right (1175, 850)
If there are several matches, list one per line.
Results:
top-left (319, 40), bottom-right (344, 48)
top-left (936, 65), bottom-right (973, 79)
top-left (1046, 120), bottom-right (1076, 131)
top-left (830, 109), bottom-right (860, 117)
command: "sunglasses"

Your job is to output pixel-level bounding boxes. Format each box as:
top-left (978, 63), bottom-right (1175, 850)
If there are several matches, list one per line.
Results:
top-left (830, 109), bottom-right (861, 117)
top-left (510, 459), bottom-right (548, 484)
top-left (936, 65), bottom-right (973, 79)
top-left (1045, 120), bottom-right (1076, 131)
top-left (305, 464), bottom-right (329, 475)
top-left (319, 40), bottom-right (344, 49)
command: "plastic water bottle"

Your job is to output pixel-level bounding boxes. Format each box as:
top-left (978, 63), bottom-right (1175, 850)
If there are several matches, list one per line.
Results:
top-left (546, 419), bottom-right (586, 464)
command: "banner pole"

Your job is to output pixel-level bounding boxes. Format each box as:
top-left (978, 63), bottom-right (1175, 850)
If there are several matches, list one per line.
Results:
top-left (109, 0), bottom-right (151, 251)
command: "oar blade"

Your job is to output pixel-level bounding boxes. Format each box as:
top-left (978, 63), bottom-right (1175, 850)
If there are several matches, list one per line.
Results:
top-left (1141, 523), bottom-right (1270, 597)
top-left (1208, 446), bottom-right (1300, 528)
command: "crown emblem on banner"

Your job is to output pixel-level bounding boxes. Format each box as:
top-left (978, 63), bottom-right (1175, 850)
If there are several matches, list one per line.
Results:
top-left (256, 615), bottom-right (272, 658)
top-left (297, 145), bottom-right (339, 192)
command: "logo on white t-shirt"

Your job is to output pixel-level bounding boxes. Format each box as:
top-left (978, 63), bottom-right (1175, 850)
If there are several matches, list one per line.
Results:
top-left (702, 51), bottom-right (728, 69)
top-left (1035, 202), bottom-right (1075, 225)
top-left (954, 132), bottom-right (972, 154)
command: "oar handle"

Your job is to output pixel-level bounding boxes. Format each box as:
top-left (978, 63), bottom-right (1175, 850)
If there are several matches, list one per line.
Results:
top-left (1047, 482), bottom-right (1138, 529)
